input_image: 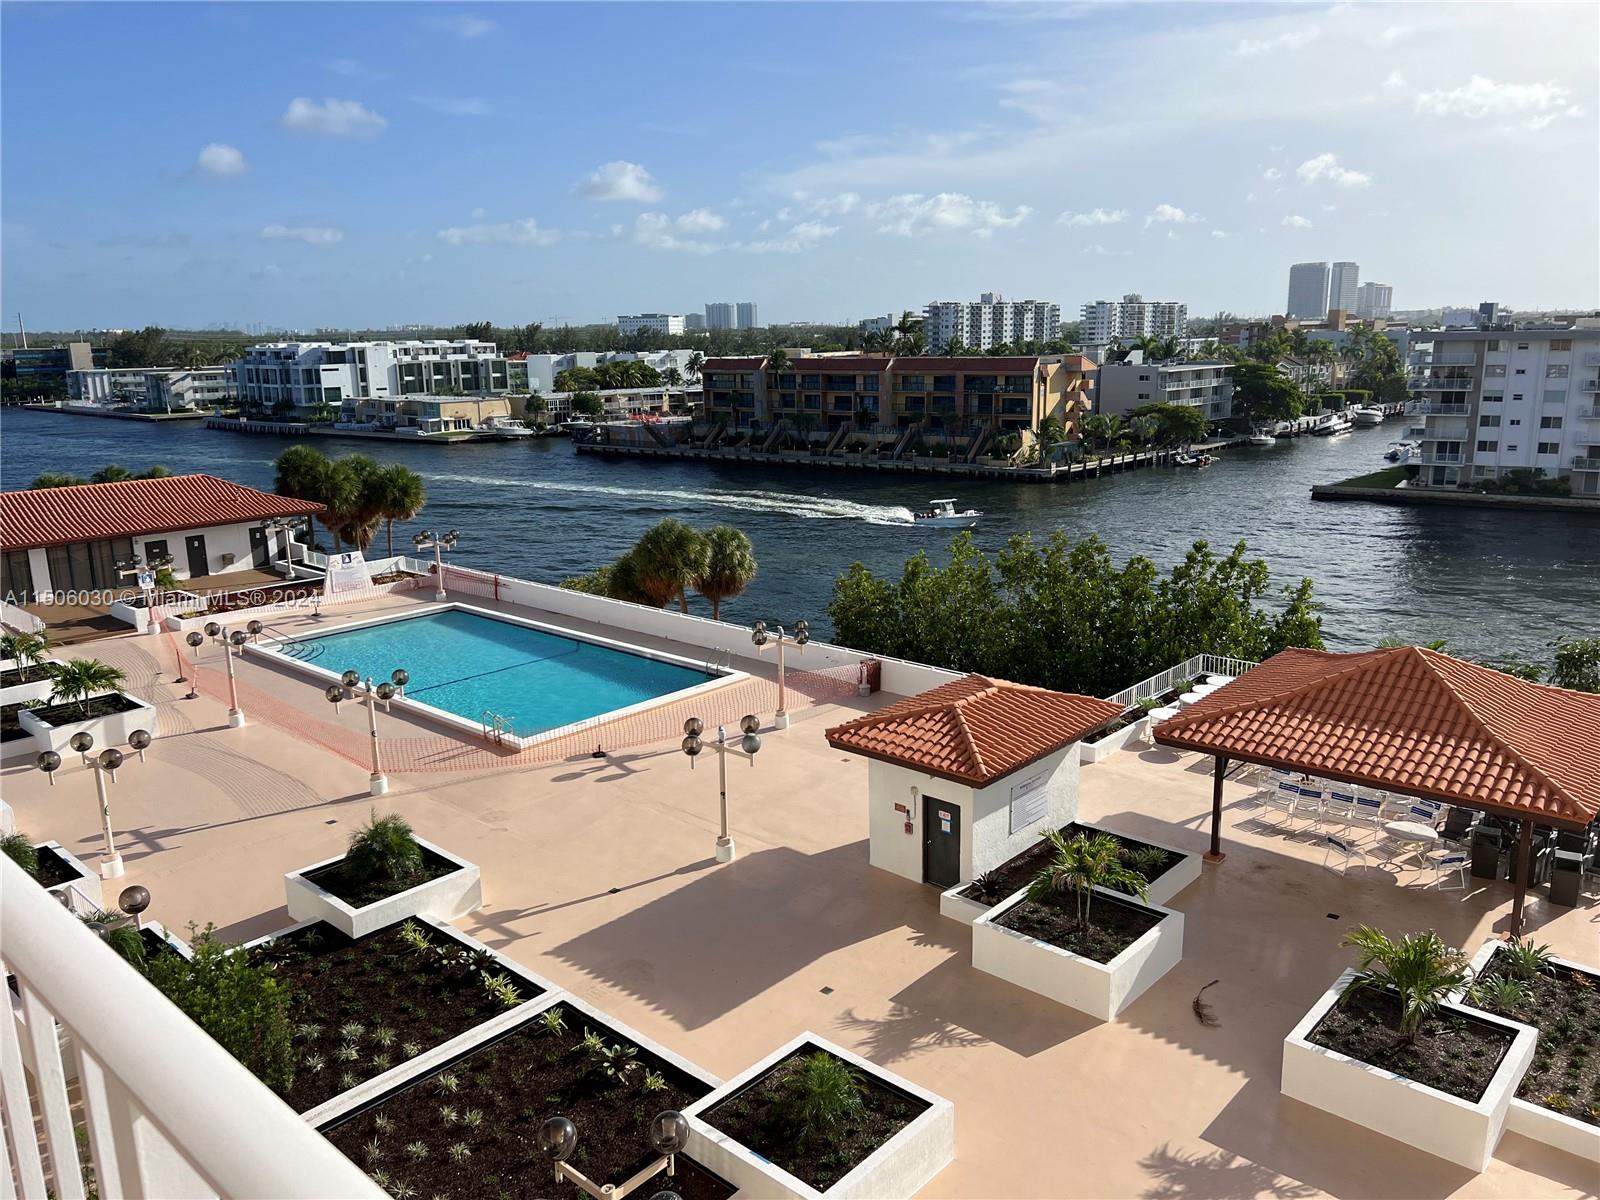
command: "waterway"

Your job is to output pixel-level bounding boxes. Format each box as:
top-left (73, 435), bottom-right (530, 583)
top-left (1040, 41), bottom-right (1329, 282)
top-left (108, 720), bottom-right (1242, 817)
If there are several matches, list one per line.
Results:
top-left (1, 407), bottom-right (1594, 664)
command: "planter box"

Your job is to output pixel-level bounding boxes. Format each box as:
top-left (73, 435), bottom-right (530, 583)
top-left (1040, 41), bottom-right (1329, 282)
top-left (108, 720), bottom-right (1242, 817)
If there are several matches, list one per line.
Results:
top-left (1, 725), bottom-right (42, 764)
top-left (1281, 968), bottom-right (1537, 1171)
top-left (0, 659), bottom-right (64, 706)
top-left (32, 840), bottom-right (103, 912)
top-left (938, 882), bottom-right (992, 927)
top-left (18, 692), bottom-right (158, 756)
top-left (1079, 717), bottom-right (1149, 764)
top-left (1124, 832), bottom-right (1202, 908)
top-left (973, 887), bottom-right (1184, 1021)
top-left (284, 835), bottom-right (482, 939)
top-left (684, 1032), bottom-right (954, 1199)
top-left (1461, 940), bottom-right (1600, 1164)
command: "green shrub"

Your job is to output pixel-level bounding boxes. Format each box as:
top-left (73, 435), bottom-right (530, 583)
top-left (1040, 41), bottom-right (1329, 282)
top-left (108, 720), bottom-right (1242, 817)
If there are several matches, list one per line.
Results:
top-left (782, 1052), bottom-right (865, 1141)
top-left (2, 832), bottom-right (39, 877)
top-left (344, 811), bottom-right (422, 884)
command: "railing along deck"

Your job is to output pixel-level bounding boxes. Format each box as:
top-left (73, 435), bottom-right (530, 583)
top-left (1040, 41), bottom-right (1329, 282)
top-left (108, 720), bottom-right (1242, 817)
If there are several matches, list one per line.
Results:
top-left (1104, 654), bottom-right (1260, 709)
top-left (1, 856), bottom-right (382, 1199)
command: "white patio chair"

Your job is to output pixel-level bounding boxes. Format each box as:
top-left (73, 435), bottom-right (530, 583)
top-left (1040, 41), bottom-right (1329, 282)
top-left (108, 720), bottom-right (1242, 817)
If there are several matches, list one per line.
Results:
top-left (1349, 794), bottom-right (1386, 837)
top-left (1323, 834), bottom-right (1369, 874)
top-left (1261, 781), bottom-right (1301, 829)
top-left (1429, 850), bottom-right (1469, 890)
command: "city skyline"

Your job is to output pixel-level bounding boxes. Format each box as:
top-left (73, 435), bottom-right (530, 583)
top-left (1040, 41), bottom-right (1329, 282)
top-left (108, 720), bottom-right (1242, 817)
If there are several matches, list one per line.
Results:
top-left (2, 1), bottom-right (1596, 330)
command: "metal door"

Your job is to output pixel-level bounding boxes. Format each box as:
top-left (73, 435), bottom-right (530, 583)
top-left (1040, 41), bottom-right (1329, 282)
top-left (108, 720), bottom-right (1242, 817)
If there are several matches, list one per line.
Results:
top-left (248, 526), bottom-right (270, 568)
top-left (185, 534), bottom-right (209, 578)
top-left (922, 795), bottom-right (960, 888)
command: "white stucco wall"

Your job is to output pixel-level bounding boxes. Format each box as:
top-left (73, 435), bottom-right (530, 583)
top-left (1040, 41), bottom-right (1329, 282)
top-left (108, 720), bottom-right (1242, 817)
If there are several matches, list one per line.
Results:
top-left (969, 742), bottom-right (1080, 879)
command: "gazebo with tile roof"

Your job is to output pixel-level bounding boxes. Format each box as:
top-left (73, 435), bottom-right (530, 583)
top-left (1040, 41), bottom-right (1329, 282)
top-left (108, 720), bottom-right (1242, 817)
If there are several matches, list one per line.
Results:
top-left (1154, 645), bottom-right (1600, 934)
top-left (826, 674), bottom-right (1123, 890)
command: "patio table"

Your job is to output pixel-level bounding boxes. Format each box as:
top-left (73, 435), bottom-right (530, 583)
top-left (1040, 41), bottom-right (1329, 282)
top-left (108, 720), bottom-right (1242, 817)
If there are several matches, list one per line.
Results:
top-left (1147, 706), bottom-right (1180, 723)
top-left (1192, 682), bottom-right (1224, 696)
top-left (1383, 820), bottom-right (1439, 865)
top-left (1177, 691), bottom-right (1205, 707)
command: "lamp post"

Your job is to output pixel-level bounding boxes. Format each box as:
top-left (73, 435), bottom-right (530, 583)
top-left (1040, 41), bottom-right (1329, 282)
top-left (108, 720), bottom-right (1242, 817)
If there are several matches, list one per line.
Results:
top-left (183, 631), bottom-right (204, 699)
top-left (327, 667), bottom-right (406, 796)
top-left (261, 515), bottom-right (299, 575)
top-left (536, 1110), bottom-right (688, 1200)
top-left (751, 619), bottom-right (808, 730)
top-left (223, 629), bottom-right (247, 727)
top-left (119, 884), bottom-right (151, 931)
top-left (411, 529), bottom-right (459, 602)
top-left (36, 729), bottom-right (151, 880)
top-left (116, 553), bottom-right (170, 636)
top-left (681, 714), bottom-right (761, 863)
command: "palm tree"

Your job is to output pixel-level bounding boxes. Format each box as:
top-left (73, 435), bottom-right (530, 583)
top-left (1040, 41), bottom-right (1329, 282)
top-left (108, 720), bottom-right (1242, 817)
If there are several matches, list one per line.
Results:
top-left (30, 473), bottom-right (88, 489)
top-left (1035, 415), bottom-right (1066, 466)
top-left (46, 659), bottom-right (127, 717)
top-left (90, 464), bottom-right (135, 483)
top-left (768, 348), bottom-right (792, 379)
top-left (1, 631), bottom-right (49, 669)
top-left (629, 519), bottom-right (709, 611)
top-left (685, 351), bottom-right (704, 382)
top-left (1027, 831), bottom-right (1148, 930)
top-left (338, 454), bottom-right (387, 550)
top-left (693, 526), bottom-right (757, 620)
top-left (527, 392), bottom-right (549, 426)
top-left (372, 463), bottom-right (427, 557)
top-left (1339, 926), bottom-right (1469, 1041)
top-left (274, 445), bottom-right (331, 502)
top-left (1128, 414), bottom-right (1160, 447)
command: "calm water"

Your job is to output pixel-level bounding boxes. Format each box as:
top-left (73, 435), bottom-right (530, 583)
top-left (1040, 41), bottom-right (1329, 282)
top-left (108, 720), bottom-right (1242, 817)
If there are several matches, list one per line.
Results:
top-left (282, 608), bottom-right (715, 735)
top-left (2, 407), bottom-right (1594, 662)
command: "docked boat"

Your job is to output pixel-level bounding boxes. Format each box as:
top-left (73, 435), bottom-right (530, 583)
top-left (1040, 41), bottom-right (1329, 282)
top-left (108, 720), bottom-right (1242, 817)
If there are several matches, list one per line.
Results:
top-left (480, 414), bottom-right (535, 438)
top-left (1174, 452), bottom-right (1216, 468)
top-left (1349, 406), bottom-right (1385, 427)
top-left (1384, 440), bottom-right (1420, 464)
top-left (913, 498), bottom-right (981, 527)
top-left (1311, 412), bottom-right (1352, 436)
top-left (1247, 430), bottom-right (1278, 446)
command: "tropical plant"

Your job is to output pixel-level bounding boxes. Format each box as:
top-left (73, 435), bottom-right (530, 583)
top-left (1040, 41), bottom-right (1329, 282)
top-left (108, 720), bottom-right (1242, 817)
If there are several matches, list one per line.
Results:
top-left (767, 348), bottom-right (791, 377)
top-left (1338, 926), bottom-right (1469, 1040)
top-left (343, 811), bottom-right (423, 884)
top-left (2, 831), bottom-right (40, 876)
top-left (29, 472), bottom-right (89, 488)
top-left (1551, 637), bottom-right (1600, 693)
top-left (1467, 975), bottom-right (1532, 1013)
top-left (1499, 937), bottom-right (1555, 982)
top-left (1, 631), bottom-right (49, 669)
top-left (570, 391), bottom-right (604, 418)
top-left (46, 658), bottom-right (127, 716)
top-left (372, 463), bottom-right (427, 557)
top-left (1124, 844), bottom-right (1169, 877)
top-left (781, 1052), bottom-right (865, 1141)
top-left (629, 519), bottom-right (709, 612)
top-left (693, 526), bottom-right (758, 620)
top-left (146, 923), bottom-right (294, 1090)
top-left (685, 350), bottom-right (705, 381)
top-left (81, 908), bottom-right (148, 972)
top-left (1027, 831), bottom-right (1148, 928)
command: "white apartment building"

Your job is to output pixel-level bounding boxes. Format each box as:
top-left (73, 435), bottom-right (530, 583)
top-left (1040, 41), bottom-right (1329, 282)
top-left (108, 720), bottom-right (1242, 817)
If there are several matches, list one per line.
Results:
top-left (511, 350), bottom-right (698, 393)
top-left (1328, 262), bottom-right (1359, 315)
top-left (234, 340), bottom-right (509, 414)
top-left (1286, 262), bottom-right (1331, 320)
top-left (66, 368), bottom-right (156, 404)
top-left (1095, 359), bottom-right (1233, 423)
top-left (67, 366), bottom-right (236, 409)
top-left (1412, 327), bottom-right (1600, 496)
top-left (736, 301), bottom-right (760, 329)
top-left (704, 301), bottom-right (760, 331)
top-left (858, 314), bottom-right (898, 335)
top-left (923, 293), bottom-right (1061, 353)
top-left (1356, 282), bottom-right (1393, 320)
top-left (616, 313), bottom-right (685, 336)
top-left (1441, 307), bottom-right (1479, 328)
top-left (1078, 294), bottom-right (1188, 346)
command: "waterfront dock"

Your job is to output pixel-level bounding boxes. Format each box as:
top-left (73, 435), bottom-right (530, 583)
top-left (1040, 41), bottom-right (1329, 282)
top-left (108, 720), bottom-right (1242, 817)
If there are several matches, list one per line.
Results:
top-left (22, 403), bottom-right (209, 423)
top-left (1311, 482), bottom-right (1599, 513)
top-left (204, 417), bottom-right (527, 444)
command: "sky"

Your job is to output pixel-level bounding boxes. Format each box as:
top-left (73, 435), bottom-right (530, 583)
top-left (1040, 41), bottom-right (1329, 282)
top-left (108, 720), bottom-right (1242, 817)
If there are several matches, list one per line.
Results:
top-left (2, 1), bottom-right (1596, 331)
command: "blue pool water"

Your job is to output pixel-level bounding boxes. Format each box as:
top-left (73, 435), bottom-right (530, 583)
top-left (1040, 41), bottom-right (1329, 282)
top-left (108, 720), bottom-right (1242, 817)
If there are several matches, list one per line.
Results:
top-left (284, 609), bottom-right (718, 736)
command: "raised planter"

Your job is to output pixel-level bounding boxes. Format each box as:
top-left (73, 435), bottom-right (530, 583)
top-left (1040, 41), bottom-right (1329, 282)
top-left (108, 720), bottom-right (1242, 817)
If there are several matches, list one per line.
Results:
top-left (1130, 832), bottom-right (1202, 908)
top-left (1281, 968), bottom-right (1537, 1171)
top-left (18, 692), bottom-right (158, 756)
top-left (1078, 716), bottom-right (1149, 764)
top-left (30, 840), bottom-right (103, 911)
top-left (685, 1032), bottom-right (954, 1199)
top-left (284, 835), bottom-right (482, 939)
top-left (0, 658), bottom-right (64, 706)
top-left (938, 882), bottom-right (991, 927)
top-left (972, 886), bottom-right (1184, 1021)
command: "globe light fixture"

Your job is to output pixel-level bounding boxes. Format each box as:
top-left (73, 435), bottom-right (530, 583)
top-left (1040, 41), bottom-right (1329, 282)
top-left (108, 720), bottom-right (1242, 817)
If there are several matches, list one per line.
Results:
top-left (118, 884), bottom-right (151, 929)
top-left (183, 630), bottom-right (205, 698)
top-left (129, 728), bottom-right (153, 762)
top-left (536, 1112), bottom-right (686, 1198)
top-left (537, 1116), bottom-right (577, 1164)
top-left (413, 529), bottom-right (459, 601)
top-left (35, 750), bottom-right (61, 785)
top-left (204, 620), bottom-right (221, 640)
top-left (98, 748), bottom-right (124, 775)
top-left (681, 715), bottom-right (763, 864)
top-left (220, 628), bottom-right (246, 727)
top-left (246, 619), bottom-right (264, 640)
top-left (338, 666), bottom-right (406, 795)
top-left (43, 733), bottom-right (148, 879)
top-left (750, 619), bottom-right (809, 728)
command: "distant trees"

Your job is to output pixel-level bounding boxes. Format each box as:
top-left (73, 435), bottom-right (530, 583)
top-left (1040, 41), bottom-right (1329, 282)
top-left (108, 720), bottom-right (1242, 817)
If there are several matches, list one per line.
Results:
top-left (1131, 403), bottom-right (1208, 446)
top-left (570, 391), bottom-right (604, 418)
top-left (561, 520), bottom-right (758, 618)
top-left (1228, 360), bottom-right (1304, 424)
top-left (30, 464), bottom-right (172, 489)
top-left (273, 446), bottom-right (426, 554)
top-left (553, 361), bottom-right (665, 392)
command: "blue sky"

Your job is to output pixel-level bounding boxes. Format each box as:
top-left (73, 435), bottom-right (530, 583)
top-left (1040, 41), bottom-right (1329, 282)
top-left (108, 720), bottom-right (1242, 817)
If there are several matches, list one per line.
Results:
top-left (2, 1), bottom-right (1595, 330)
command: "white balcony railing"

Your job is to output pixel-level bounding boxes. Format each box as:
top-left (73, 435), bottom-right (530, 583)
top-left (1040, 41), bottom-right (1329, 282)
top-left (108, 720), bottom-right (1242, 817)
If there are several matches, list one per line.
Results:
top-left (1417, 402), bottom-right (1470, 415)
top-left (1422, 452), bottom-right (1464, 464)
top-left (1103, 654), bottom-right (1260, 710)
top-left (1, 856), bottom-right (383, 1199)
top-left (1575, 407), bottom-right (1600, 420)
top-left (1579, 379), bottom-right (1600, 392)
top-left (1572, 457), bottom-right (1600, 471)
top-left (1420, 377), bottom-right (1475, 390)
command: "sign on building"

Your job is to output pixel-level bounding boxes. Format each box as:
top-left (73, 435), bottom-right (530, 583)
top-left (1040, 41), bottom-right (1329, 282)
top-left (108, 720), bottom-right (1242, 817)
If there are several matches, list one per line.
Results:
top-left (1008, 768), bottom-right (1050, 834)
top-left (325, 551), bottom-right (373, 595)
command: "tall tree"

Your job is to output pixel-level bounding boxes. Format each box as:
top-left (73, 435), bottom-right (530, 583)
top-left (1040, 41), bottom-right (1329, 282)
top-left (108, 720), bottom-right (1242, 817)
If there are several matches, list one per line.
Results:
top-left (372, 463), bottom-right (427, 557)
top-left (627, 519), bottom-right (709, 612)
top-left (693, 526), bottom-right (758, 620)
top-left (1228, 360), bottom-right (1304, 424)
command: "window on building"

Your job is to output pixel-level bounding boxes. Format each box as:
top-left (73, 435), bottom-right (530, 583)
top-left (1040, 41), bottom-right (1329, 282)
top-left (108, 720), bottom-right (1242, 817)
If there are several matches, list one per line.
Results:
top-left (1514, 368), bottom-right (1526, 375)
top-left (1538, 442), bottom-right (1560, 455)
top-left (1484, 364), bottom-right (1506, 377)
top-left (1479, 415), bottom-right (1501, 427)
top-left (1516, 342), bottom-right (1530, 350)
top-left (1547, 365), bottom-right (1569, 378)
top-left (1540, 415), bottom-right (1564, 429)
top-left (1508, 417), bottom-right (1521, 426)
top-left (1476, 440), bottom-right (1498, 453)
top-left (1550, 339), bottom-right (1572, 351)
top-left (1512, 393), bottom-right (1524, 402)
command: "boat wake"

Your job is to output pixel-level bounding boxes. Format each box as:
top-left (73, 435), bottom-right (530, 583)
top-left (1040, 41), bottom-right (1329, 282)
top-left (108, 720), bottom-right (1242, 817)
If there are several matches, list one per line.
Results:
top-left (429, 473), bottom-right (917, 525)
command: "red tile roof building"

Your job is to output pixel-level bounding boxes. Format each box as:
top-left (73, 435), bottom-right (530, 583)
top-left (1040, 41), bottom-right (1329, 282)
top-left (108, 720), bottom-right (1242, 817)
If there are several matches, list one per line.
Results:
top-left (826, 674), bottom-right (1124, 786)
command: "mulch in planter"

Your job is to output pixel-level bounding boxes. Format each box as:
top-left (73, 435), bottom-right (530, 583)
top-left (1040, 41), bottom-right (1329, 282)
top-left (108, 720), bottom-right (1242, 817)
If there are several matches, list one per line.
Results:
top-left (28, 694), bottom-right (144, 726)
top-left (1474, 949), bottom-right (1600, 1125)
top-left (993, 890), bottom-right (1164, 963)
top-left (250, 920), bottom-right (543, 1113)
top-left (302, 844), bottom-right (458, 908)
top-left (962, 821), bottom-right (1180, 908)
top-left (1, 664), bottom-right (51, 688)
top-left (322, 1008), bottom-right (732, 1200)
top-left (32, 845), bottom-right (81, 890)
top-left (1, 704), bottom-right (34, 743)
top-left (1308, 988), bottom-right (1513, 1103)
top-left (702, 1045), bottom-right (927, 1192)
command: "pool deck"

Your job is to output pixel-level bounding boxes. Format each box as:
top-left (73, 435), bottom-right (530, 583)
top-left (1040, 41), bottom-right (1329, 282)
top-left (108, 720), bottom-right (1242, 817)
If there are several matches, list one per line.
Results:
top-left (3, 600), bottom-right (1595, 1200)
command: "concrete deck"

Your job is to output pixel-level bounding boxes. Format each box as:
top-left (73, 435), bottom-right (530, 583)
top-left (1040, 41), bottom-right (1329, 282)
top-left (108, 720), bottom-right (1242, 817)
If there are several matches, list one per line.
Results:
top-left (2, 619), bottom-right (1594, 1199)
top-left (23, 567), bottom-right (311, 645)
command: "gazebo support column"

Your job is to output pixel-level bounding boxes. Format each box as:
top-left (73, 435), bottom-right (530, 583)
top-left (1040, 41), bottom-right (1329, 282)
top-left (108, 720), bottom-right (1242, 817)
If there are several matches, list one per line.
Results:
top-left (1509, 819), bottom-right (1533, 939)
top-left (1205, 754), bottom-right (1228, 864)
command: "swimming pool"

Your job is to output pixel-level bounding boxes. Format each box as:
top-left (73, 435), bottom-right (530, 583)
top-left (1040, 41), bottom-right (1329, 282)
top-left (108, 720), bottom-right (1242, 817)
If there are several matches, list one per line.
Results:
top-left (278, 607), bottom-right (724, 738)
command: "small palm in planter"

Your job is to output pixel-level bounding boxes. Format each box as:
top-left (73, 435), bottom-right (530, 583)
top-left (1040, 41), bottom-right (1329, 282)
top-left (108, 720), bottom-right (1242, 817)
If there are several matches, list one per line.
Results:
top-left (1338, 926), bottom-right (1470, 1039)
top-left (782, 1052), bottom-right (866, 1144)
top-left (1, 831), bottom-right (40, 876)
top-left (1028, 830), bottom-right (1150, 928)
top-left (2, 631), bottom-right (50, 670)
top-left (45, 658), bottom-right (127, 718)
top-left (344, 812), bottom-right (423, 884)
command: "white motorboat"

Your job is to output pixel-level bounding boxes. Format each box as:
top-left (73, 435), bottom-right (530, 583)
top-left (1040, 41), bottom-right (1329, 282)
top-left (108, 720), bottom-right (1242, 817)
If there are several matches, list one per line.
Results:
top-left (1247, 430), bottom-right (1278, 446)
top-left (1311, 412), bottom-right (1352, 436)
top-left (481, 414), bottom-right (535, 438)
top-left (913, 498), bottom-right (981, 527)
top-left (1384, 440), bottom-right (1420, 464)
top-left (1174, 452), bottom-right (1217, 468)
top-left (1350, 405), bottom-right (1385, 427)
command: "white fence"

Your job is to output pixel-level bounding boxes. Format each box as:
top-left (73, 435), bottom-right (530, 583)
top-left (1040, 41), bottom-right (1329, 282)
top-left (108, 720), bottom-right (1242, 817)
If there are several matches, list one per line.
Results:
top-left (1, 855), bottom-right (383, 1199)
top-left (1, 600), bottom-right (46, 635)
top-left (1103, 654), bottom-right (1260, 710)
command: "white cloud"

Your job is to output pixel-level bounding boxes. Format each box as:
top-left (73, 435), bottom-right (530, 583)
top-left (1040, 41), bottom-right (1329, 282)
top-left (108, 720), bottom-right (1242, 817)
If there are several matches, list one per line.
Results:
top-left (437, 218), bottom-right (558, 246)
top-left (1083, 243), bottom-right (1131, 257)
top-left (1210, 229), bottom-right (1229, 239)
top-left (1282, 214), bottom-right (1313, 228)
top-left (1383, 70), bottom-right (1408, 90)
top-left (674, 208), bottom-right (726, 233)
top-left (1415, 75), bottom-right (1581, 126)
top-left (1234, 24), bottom-right (1320, 57)
top-left (1373, 25), bottom-right (1411, 44)
top-left (1262, 167), bottom-right (1283, 181)
top-left (410, 96), bottom-right (491, 116)
top-left (1057, 207), bottom-right (1129, 227)
top-left (631, 213), bottom-right (721, 253)
top-left (196, 143), bottom-right (247, 177)
top-left (260, 224), bottom-right (343, 245)
top-left (746, 221), bottom-right (839, 254)
top-left (279, 98), bottom-right (386, 137)
top-left (577, 161), bottom-right (662, 202)
top-left (1296, 153), bottom-right (1371, 188)
top-left (866, 192), bottom-right (1032, 237)
top-left (1145, 203), bottom-right (1201, 227)
top-left (423, 12), bottom-right (495, 38)
top-left (802, 192), bottom-right (861, 217)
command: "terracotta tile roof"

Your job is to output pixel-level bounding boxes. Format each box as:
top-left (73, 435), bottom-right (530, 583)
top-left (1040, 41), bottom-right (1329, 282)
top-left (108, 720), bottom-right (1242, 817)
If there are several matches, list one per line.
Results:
top-left (1155, 646), bottom-right (1600, 827)
top-left (0, 474), bottom-right (324, 550)
top-left (826, 674), bottom-right (1125, 786)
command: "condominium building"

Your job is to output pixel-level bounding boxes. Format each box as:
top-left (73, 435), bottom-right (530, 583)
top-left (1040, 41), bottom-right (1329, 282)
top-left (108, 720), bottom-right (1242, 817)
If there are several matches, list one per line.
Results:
top-left (736, 301), bottom-right (760, 330)
top-left (1328, 262), bottom-right (1360, 316)
top-left (704, 301), bottom-right (759, 330)
top-left (1286, 262), bottom-right (1331, 320)
top-left (684, 312), bottom-right (706, 331)
top-left (67, 366), bottom-right (236, 409)
top-left (1356, 282), bottom-right (1393, 320)
top-left (616, 313), bottom-right (685, 336)
top-left (1411, 327), bottom-right (1600, 496)
top-left (857, 314), bottom-right (898, 336)
top-left (66, 368), bottom-right (157, 404)
top-left (1078, 295), bottom-right (1188, 346)
top-left (922, 293), bottom-right (1061, 353)
top-left (234, 340), bottom-right (509, 414)
top-left (1095, 360), bottom-right (1233, 423)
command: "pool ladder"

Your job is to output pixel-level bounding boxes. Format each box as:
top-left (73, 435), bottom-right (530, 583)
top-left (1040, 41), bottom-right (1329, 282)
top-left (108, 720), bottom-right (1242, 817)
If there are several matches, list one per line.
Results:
top-left (481, 709), bottom-right (512, 745)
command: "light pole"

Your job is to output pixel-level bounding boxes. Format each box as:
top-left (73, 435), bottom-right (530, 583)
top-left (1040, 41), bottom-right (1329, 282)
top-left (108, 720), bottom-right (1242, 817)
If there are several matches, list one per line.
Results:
top-left (327, 667), bottom-right (406, 796)
top-left (36, 728), bottom-right (151, 880)
top-left (183, 630), bottom-right (204, 699)
top-left (116, 552), bottom-right (171, 636)
top-left (751, 619), bottom-right (808, 729)
top-left (221, 628), bottom-right (247, 727)
top-left (681, 714), bottom-right (761, 863)
top-left (411, 529), bottom-right (459, 602)
top-left (261, 515), bottom-right (299, 575)
top-left (536, 1110), bottom-right (688, 1200)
